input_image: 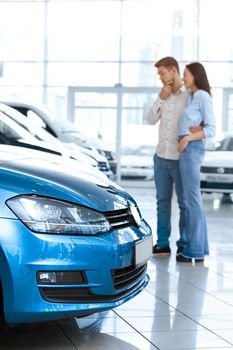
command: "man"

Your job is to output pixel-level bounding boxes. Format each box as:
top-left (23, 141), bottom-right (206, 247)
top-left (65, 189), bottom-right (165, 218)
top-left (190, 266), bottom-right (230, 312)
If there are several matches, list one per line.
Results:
top-left (147, 56), bottom-right (188, 256)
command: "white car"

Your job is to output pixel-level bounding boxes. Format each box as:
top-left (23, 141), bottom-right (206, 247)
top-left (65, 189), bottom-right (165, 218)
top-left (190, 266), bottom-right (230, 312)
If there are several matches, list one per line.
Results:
top-left (4, 101), bottom-right (117, 177)
top-left (0, 103), bottom-right (115, 179)
top-left (200, 135), bottom-right (233, 194)
top-left (0, 144), bottom-right (109, 184)
top-left (121, 145), bottom-right (155, 180)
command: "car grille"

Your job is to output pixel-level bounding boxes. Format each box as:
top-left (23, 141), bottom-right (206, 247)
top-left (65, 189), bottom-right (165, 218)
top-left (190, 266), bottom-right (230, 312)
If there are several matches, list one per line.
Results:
top-left (39, 267), bottom-right (148, 304)
top-left (111, 263), bottom-right (147, 290)
top-left (201, 166), bottom-right (233, 174)
top-left (105, 208), bottom-right (136, 230)
top-left (98, 161), bottom-right (109, 171)
top-left (201, 181), bottom-right (233, 190)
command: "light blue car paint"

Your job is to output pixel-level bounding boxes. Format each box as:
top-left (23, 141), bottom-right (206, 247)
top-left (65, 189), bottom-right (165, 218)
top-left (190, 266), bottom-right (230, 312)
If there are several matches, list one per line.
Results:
top-left (0, 158), bottom-right (152, 325)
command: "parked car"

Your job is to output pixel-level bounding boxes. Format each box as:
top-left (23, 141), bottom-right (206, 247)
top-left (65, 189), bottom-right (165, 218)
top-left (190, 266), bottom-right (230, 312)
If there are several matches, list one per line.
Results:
top-left (200, 135), bottom-right (233, 194)
top-left (0, 146), bottom-right (152, 327)
top-left (4, 102), bottom-right (117, 176)
top-left (121, 145), bottom-right (155, 180)
top-left (0, 144), bottom-right (109, 183)
top-left (0, 102), bottom-right (113, 179)
top-left (66, 142), bottom-right (113, 178)
top-left (0, 108), bottom-right (101, 172)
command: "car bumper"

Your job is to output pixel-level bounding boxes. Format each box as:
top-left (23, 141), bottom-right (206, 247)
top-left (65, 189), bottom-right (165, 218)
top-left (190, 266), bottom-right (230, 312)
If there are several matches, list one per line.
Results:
top-left (0, 218), bottom-right (152, 324)
top-left (200, 173), bottom-right (233, 193)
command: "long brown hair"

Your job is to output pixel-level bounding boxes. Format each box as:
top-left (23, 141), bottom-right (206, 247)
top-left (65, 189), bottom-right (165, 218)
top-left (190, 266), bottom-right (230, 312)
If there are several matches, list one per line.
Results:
top-left (186, 62), bottom-right (211, 95)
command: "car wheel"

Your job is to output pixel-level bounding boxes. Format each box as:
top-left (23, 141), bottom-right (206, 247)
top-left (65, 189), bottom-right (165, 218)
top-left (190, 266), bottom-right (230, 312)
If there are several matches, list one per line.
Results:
top-left (221, 193), bottom-right (233, 204)
top-left (0, 281), bottom-right (9, 333)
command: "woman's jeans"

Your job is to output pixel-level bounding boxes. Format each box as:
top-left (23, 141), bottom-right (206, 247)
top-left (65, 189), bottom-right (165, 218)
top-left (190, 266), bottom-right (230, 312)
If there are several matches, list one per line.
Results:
top-left (179, 140), bottom-right (209, 259)
top-left (153, 154), bottom-right (187, 250)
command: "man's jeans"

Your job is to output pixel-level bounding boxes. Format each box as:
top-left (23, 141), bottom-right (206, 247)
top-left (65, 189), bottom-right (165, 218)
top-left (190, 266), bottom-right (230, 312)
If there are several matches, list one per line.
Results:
top-left (153, 154), bottom-right (187, 249)
top-left (179, 140), bottom-right (209, 259)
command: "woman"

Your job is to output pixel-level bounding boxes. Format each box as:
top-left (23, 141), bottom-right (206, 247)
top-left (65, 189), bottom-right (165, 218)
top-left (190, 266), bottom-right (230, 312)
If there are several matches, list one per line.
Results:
top-left (177, 62), bottom-right (215, 263)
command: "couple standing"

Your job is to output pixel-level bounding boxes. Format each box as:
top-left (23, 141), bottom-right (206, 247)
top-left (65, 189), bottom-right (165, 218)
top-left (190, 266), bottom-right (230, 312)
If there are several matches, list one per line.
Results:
top-left (148, 56), bottom-right (215, 263)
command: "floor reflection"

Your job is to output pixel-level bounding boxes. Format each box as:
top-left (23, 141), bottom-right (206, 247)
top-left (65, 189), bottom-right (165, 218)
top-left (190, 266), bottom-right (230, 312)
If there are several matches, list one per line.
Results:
top-left (146, 259), bottom-right (229, 349)
top-left (59, 314), bottom-right (152, 350)
top-left (68, 332), bottom-right (144, 350)
top-left (0, 314), bottom-right (143, 350)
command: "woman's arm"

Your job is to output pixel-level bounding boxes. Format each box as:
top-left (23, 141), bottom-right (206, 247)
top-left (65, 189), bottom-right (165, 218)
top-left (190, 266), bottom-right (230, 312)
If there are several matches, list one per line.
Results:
top-left (200, 93), bottom-right (215, 138)
top-left (178, 92), bottom-right (215, 153)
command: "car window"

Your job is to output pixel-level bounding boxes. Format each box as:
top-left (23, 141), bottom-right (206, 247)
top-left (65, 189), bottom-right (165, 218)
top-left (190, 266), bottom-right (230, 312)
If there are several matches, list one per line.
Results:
top-left (228, 138), bottom-right (233, 151)
top-left (0, 112), bottom-right (29, 140)
top-left (215, 137), bottom-right (233, 151)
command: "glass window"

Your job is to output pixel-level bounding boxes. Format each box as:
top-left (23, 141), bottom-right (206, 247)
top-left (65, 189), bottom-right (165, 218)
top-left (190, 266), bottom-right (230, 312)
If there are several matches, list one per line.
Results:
top-left (47, 1), bottom-right (121, 61)
top-left (121, 63), bottom-right (156, 86)
top-left (74, 107), bottom-right (117, 147)
top-left (0, 0), bottom-right (233, 140)
top-left (47, 87), bottom-right (70, 118)
top-left (197, 62), bottom-right (233, 88)
top-left (47, 62), bottom-right (118, 86)
top-left (0, 2), bottom-right (44, 61)
top-left (0, 63), bottom-right (44, 86)
top-left (75, 92), bottom-right (117, 108)
top-left (121, 0), bottom-right (199, 62)
top-left (121, 109), bottom-right (158, 147)
top-left (122, 92), bottom-right (157, 124)
top-left (199, 0), bottom-right (233, 61)
top-left (0, 87), bottom-right (43, 104)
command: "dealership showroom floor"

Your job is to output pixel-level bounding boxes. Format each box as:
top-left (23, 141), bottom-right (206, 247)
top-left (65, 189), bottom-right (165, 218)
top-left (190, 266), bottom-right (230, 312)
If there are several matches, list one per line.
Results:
top-left (1, 184), bottom-right (233, 350)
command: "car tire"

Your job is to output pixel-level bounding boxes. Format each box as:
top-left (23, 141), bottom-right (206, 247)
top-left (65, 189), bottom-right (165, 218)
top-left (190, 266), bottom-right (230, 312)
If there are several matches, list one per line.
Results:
top-left (221, 193), bottom-right (233, 204)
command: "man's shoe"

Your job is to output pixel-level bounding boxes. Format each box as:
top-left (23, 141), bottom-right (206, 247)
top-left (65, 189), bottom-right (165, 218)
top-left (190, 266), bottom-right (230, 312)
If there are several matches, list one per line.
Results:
top-left (152, 244), bottom-right (171, 256)
top-left (176, 253), bottom-right (204, 263)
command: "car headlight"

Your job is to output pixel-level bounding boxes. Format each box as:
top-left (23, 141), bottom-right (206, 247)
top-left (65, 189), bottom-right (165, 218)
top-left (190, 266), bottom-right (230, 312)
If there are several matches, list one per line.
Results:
top-left (6, 195), bottom-right (111, 235)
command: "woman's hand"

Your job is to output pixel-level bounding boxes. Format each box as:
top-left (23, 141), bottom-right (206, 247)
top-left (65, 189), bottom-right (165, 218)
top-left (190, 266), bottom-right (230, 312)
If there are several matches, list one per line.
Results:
top-left (178, 136), bottom-right (190, 153)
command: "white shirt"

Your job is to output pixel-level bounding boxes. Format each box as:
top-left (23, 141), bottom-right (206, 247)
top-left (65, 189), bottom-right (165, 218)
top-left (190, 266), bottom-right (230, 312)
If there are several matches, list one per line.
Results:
top-left (147, 86), bottom-right (188, 160)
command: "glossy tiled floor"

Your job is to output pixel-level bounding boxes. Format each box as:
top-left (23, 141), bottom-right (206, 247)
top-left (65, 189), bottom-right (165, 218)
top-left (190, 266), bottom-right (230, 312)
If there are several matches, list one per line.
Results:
top-left (1, 184), bottom-right (233, 349)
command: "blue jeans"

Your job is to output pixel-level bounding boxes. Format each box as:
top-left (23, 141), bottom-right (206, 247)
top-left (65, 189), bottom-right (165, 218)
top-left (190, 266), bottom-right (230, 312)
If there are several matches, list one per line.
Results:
top-left (179, 140), bottom-right (209, 259)
top-left (153, 154), bottom-right (187, 249)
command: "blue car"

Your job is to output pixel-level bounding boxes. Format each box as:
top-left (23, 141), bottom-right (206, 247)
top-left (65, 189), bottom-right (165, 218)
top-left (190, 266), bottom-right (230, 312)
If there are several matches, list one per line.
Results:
top-left (0, 148), bottom-right (152, 327)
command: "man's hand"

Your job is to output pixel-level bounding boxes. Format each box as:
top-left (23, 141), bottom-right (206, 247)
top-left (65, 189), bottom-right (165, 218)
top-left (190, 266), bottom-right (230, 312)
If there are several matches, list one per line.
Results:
top-left (189, 121), bottom-right (204, 133)
top-left (159, 81), bottom-right (172, 100)
top-left (178, 135), bottom-right (191, 153)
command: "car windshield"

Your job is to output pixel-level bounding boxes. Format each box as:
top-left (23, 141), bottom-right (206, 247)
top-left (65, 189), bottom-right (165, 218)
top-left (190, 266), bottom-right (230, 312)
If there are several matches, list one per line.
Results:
top-left (0, 112), bottom-right (33, 140)
top-left (36, 105), bottom-right (76, 132)
top-left (215, 137), bottom-right (233, 151)
top-left (32, 105), bottom-right (104, 147)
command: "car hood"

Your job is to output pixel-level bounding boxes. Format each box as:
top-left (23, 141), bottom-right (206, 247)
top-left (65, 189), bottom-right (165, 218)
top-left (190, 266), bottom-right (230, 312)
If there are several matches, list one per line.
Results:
top-left (0, 152), bottom-right (134, 218)
top-left (65, 142), bottom-right (108, 163)
top-left (0, 144), bottom-right (104, 179)
top-left (203, 151), bottom-right (233, 167)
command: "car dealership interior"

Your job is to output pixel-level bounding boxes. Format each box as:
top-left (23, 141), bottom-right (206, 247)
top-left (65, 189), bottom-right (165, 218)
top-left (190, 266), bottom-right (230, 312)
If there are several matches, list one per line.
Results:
top-left (0, 0), bottom-right (233, 349)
